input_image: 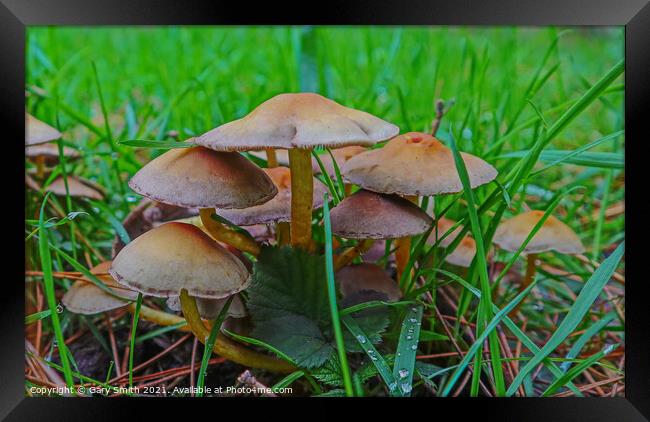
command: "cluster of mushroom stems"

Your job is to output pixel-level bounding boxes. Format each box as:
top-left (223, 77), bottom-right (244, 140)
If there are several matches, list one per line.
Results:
top-left (47, 93), bottom-right (585, 374)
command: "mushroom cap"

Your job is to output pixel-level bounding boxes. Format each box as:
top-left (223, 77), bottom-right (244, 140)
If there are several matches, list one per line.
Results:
top-left (45, 176), bottom-right (104, 200)
top-left (342, 132), bottom-right (498, 196)
top-left (109, 222), bottom-right (250, 299)
top-left (62, 261), bottom-right (139, 315)
top-left (166, 295), bottom-right (247, 319)
top-left (25, 143), bottom-right (80, 161)
top-left (216, 167), bottom-right (327, 226)
top-left (427, 217), bottom-right (477, 268)
top-left (128, 146), bottom-right (277, 209)
top-left (337, 263), bottom-right (402, 302)
top-left (194, 93), bottom-right (399, 151)
top-left (111, 199), bottom-right (199, 258)
top-left (26, 113), bottom-right (62, 146)
top-left (330, 189), bottom-right (433, 239)
top-left (493, 210), bottom-right (585, 254)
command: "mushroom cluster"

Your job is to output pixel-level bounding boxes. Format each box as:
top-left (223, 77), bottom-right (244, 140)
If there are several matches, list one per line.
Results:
top-left (46, 90), bottom-right (585, 376)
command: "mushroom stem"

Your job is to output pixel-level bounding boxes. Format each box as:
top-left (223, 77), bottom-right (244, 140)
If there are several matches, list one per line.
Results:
top-left (35, 156), bottom-right (46, 179)
top-left (265, 149), bottom-right (279, 168)
top-left (179, 289), bottom-right (294, 373)
top-left (199, 208), bottom-right (260, 256)
top-left (276, 222), bottom-right (291, 246)
top-left (334, 239), bottom-right (375, 271)
top-left (127, 303), bottom-right (190, 332)
top-left (344, 183), bottom-right (353, 197)
top-left (288, 148), bottom-right (314, 249)
top-left (395, 195), bottom-right (419, 282)
top-left (509, 253), bottom-right (538, 317)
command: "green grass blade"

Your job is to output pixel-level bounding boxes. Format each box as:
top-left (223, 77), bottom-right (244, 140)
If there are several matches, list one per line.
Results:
top-left (38, 193), bottom-right (75, 388)
top-left (128, 293), bottom-right (143, 388)
top-left (322, 192), bottom-right (354, 397)
top-left (505, 241), bottom-right (625, 396)
top-left (560, 312), bottom-right (617, 373)
top-left (391, 304), bottom-right (423, 397)
top-left (196, 296), bottom-right (233, 397)
top-left (448, 132), bottom-right (505, 396)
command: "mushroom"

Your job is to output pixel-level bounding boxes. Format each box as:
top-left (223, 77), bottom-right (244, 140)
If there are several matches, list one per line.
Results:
top-left (342, 131), bottom-right (497, 279)
top-left (127, 145), bottom-right (277, 255)
top-left (26, 113), bottom-right (62, 146)
top-left (427, 217), bottom-right (477, 268)
top-left (337, 263), bottom-right (402, 302)
top-left (25, 143), bottom-right (79, 165)
top-left (110, 222), bottom-right (292, 372)
top-left (330, 189), bottom-right (433, 269)
top-left (216, 167), bottom-right (327, 245)
top-left (493, 210), bottom-right (585, 315)
top-left (166, 294), bottom-right (246, 319)
top-left (45, 176), bottom-right (104, 200)
top-left (194, 92), bottom-right (399, 249)
top-left (62, 261), bottom-right (139, 315)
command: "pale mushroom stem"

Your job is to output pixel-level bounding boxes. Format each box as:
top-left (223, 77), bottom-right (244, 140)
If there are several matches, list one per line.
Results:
top-left (288, 148), bottom-right (314, 249)
top-left (199, 208), bottom-right (261, 256)
top-left (395, 195), bottom-right (419, 282)
top-left (344, 183), bottom-right (353, 197)
top-left (509, 253), bottom-right (538, 317)
top-left (179, 289), bottom-right (295, 373)
top-left (127, 303), bottom-right (191, 332)
top-left (334, 239), bottom-right (374, 271)
top-left (264, 149), bottom-right (291, 245)
top-left (35, 155), bottom-right (46, 179)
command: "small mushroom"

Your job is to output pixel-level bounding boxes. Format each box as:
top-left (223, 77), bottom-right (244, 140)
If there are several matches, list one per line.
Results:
top-left (337, 263), bottom-right (402, 302)
top-left (195, 93), bottom-right (399, 249)
top-left (342, 132), bottom-right (497, 280)
top-left (45, 176), bottom-right (104, 200)
top-left (26, 113), bottom-right (62, 146)
top-left (330, 189), bottom-right (433, 240)
top-left (110, 222), bottom-right (250, 299)
top-left (62, 261), bottom-right (139, 315)
top-left (166, 294), bottom-right (246, 320)
top-left (493, 210), bottom-right (585, 315)
top-left (25, 143), bottom-right (79, 167)
top-left (250, 145), bottom-right (365, 178)
top-left (128, 145), bottom-right (277, 255)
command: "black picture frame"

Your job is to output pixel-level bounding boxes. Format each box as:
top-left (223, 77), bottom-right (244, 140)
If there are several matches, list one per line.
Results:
top-left (3, 0), bottom-right (648, 419)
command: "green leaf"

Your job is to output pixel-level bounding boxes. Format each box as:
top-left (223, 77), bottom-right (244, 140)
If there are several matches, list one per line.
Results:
top-left (248, 246), bottom-right (387, 369)
top-left (499, 150), bottom-right (623, 169)
top-left (505, 241), bottom-right (625, 396)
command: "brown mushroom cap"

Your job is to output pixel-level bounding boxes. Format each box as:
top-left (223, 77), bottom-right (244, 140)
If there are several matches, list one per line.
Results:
top-left (330, 189), bottom-right (433, 239)
top-left (45, 176), bottom-right (104, 200)
top-left (337, 263), bottom-right (402, 302)
top-left (194, 93), bottom-right (399, 151)
top-left (216, 167), bottom-right (328, 226)
top-left (25, 143), bottom-right (79, 160)
top-left (342, 132), bottom-right (498, 196)
top-left (62, 261), bottom-right (139, 315)
top-left (128, 146), bottom-right (277, 209)
top-left (26, 113), bottom-right (62, 146)
top-left (493, 210), bottom-right (585, 254)
top-left (109, 222), bottom-right (250, 299)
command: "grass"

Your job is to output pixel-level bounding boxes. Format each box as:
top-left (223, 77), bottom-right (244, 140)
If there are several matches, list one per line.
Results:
top-left (25, 26), bottom-right (624, 397)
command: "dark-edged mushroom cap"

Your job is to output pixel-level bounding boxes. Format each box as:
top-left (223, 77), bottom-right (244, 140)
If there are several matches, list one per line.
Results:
top-left (337, 263), bottom-right (402, 302)
top-left (194, 93), bottom-right (399, 151)
top-left (128, 146), bottom-right (277, 209)
top-left (110, 222), bottom-right (250, 299)
top-left (62, 261), bottom-right (139, 315)
top-left (342, 132), bottom-right (497, 196)
top-left (216, 167), bottom-right (327, 226)
top-left (493, 210), bottom-right (585, 254)
top-left (45, 176), bottom-right (104, 200)
top-left (26, 113), bottom-right (62, 146)
top-left (330, 189), bottom-right (433, 239)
